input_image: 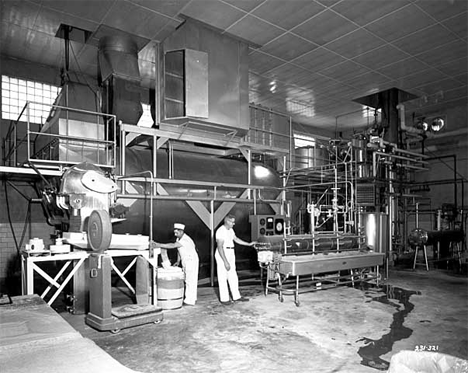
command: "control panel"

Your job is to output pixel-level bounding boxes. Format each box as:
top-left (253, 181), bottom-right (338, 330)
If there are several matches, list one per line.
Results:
top-left (249, 215), bottom-right (285, 240)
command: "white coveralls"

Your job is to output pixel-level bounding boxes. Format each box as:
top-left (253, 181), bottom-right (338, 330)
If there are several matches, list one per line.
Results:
top-left (215, 225), bottom-right (241, 302)
top-left (177, 233), bottom-right (199, 305)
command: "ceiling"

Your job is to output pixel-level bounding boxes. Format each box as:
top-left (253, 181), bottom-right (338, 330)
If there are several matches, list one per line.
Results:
top-left (1, 0), bottom-right (467, 134)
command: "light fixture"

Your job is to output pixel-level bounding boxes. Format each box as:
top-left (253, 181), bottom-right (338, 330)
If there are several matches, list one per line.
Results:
top-left (414, 114), bottom-right (446, 133)
top-left (430, 117), bottom-right (445, 132)
top-left (415, 117), bottom-right (429, 131)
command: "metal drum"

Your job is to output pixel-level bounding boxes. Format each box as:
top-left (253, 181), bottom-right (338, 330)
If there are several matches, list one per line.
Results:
top-left (157, 267), bottom-right (185, 310)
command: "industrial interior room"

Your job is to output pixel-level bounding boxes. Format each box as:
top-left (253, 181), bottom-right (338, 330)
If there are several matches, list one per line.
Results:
top-left (0, 1), bottom-right (467, 372)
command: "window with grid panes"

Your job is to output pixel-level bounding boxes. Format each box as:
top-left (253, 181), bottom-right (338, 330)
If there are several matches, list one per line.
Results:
top-left (1, 75), bottom-right (61, 125)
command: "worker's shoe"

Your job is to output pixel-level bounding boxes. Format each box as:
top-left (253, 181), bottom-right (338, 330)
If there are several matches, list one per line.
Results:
top-left (220, 300), bottom-right (233, 305)
top-left (234, 297), bottom-right (249, 303)
top-left (183, 301), bottom-right (195, 306)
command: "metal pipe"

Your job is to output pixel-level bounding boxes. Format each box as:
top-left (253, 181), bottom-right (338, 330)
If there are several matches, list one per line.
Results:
top-left (26, 102), bottom-right (30, 163)
top-left (247, 149), bottom-right (251, 199)
top-left (210, 200), bottom-right (214, 287)
top-left (115, 193), bottom-right (281, 204)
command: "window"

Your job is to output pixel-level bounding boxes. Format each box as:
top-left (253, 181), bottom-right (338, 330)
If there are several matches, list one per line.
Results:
top-left (1, 75), bottom-right (61, 124)
top-left (294, 133), bottom-right (316, 149)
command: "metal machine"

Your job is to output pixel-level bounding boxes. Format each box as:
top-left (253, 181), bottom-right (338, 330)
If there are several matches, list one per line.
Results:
top-left (250, 135), bottom-right (388, 306)
top-left (408, 204), bottom-right (465, 271)
top-left (253, 231), bottom-right (385, 306)
top-left (40, 162), bottom-right (163, 332)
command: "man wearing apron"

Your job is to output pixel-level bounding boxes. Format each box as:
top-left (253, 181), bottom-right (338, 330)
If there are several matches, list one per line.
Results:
top-left (215, 214), bottom-right (256, 305)
top-left (155, 223), bottom-right (199, 306)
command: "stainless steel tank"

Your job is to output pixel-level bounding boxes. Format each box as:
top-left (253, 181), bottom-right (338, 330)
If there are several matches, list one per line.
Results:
top-left (294, 146), bottom-right (329, 169)
top-left (352, 137), bottom-right (371, 178)
top-left (360, 212), bottom-right (388, 253)
top-left (114, 148), bottom-right (282, 277)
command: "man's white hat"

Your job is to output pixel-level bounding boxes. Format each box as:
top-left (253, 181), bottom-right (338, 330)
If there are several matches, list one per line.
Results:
top-left (174, 223), bottom-right (185, 230)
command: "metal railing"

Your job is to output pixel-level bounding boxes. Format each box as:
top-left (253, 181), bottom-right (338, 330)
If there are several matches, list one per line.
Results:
top-left (2, 101), bottom-right (116, 169)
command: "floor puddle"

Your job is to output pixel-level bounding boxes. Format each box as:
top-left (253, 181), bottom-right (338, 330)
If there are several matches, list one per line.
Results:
top-left (357, 284), bottom-right (421, 371)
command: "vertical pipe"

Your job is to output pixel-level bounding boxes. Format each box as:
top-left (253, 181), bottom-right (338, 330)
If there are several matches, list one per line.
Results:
top-left (387, 165), bottom-right (395, 264)
top-left (155, 44), bottom-right (161, 127)
top-left (282, 155), bottom-right (287, 216)
top-left (415, 202), bottom-right (419, 227)
top-left (210, 200), bottom-right (215, 287)
top-left (454, 155), bottom-right (457, 208)
top-left (152, 134), bottom-right (157, 180)
top-left (247, 149), bottom-right (251, 200)
top-left (14, 118), bottom-right (17, 166)
top-left (168, 140), bottom-right (173, 179)
top-left (289, 116), bottom-right (293, 170)
top-left (26, 102), bottom-right (30, 162)
top-left (149, 173), bottom-right (153, 243)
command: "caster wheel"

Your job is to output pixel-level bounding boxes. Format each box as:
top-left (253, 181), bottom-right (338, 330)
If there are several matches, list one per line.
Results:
top-left (110, 328), bottom-right (121, 334)
top-left (154, 320), bottom-right (161, 324)
top-left (279, 295), bottom-right (284, 302)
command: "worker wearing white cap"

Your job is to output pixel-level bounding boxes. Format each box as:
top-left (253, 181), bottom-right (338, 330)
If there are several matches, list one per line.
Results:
top-left (215, 214), bottom-right (256, 305)
top-left (154, 223), bottom-right (199, 306)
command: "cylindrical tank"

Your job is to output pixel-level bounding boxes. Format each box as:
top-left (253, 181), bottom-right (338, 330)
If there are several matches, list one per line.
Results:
top-left (257, 233), bottom-right (359, 254)
top-left (361, 213), bottom-right (388, 253)
top-left (408, 228), bottom-right (464, 246)
top-left (114, 148), bottom-right (282, 278)
top-left (352, 137), bottom-right (371, 178)
top-left (294, 146), bottom-right (329, 169)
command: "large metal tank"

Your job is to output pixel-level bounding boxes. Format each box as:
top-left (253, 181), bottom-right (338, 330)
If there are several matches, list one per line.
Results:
top-left (294, 145), bottom-right (329, 169)
top-left (114, 148), bottom-right (282, 277)
top-left (360, 212), bottom-right (388, 253)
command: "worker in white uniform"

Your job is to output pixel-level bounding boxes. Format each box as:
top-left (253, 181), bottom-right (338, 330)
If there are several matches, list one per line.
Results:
top-left (155, 223), bottom-right (199, 306)
top-left (215, 214), bottom-right (256, 305)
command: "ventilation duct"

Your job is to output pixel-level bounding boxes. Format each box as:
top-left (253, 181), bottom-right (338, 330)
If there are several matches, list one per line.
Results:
top-left (161, 19), bottom-right (250, 136)
top-left (98, 35), bottom-right (143, 127)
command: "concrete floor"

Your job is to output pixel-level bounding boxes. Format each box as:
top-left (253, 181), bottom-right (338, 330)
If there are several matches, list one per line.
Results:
top-left (58, 267), bottom-right (468, 373)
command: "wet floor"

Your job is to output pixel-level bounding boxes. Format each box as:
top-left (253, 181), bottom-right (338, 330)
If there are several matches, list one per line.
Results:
top-left (357, 285), bottom-right (421, 371)
top-left (61, 268), bottom-right (468, 373)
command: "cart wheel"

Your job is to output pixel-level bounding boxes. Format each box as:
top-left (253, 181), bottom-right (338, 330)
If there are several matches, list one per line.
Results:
top-left (110, 328), bottom-right (121, 334)
top-left (87, 210), bottom-right (112, 252)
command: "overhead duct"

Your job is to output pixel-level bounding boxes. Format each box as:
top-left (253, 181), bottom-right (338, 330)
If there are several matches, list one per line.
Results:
top-left (160, 19), bottom-right (250, 136)
top-left (98, 35), bottom-right (143, 128)
top-left (353, 88), bottom-right (418, 145)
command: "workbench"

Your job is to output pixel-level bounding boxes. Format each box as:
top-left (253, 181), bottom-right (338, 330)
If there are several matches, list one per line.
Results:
top-left (20, 248), bottom-right (159, 310)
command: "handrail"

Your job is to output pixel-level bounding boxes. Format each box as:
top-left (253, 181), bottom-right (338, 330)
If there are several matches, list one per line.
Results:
top-left (2, 101), bottom-right (116, 169)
